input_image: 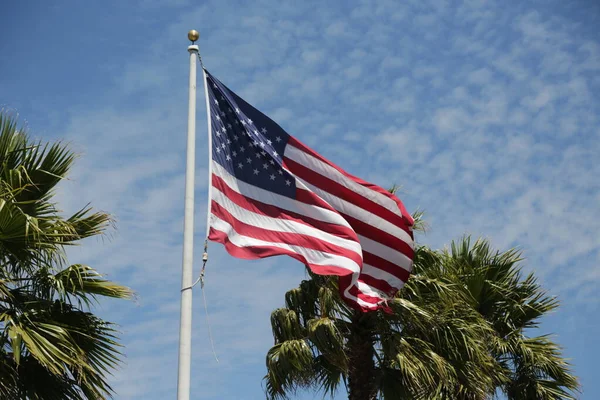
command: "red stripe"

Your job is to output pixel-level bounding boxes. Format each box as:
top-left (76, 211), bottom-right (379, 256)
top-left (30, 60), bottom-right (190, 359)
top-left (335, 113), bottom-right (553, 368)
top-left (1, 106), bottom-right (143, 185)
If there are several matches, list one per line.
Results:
top-left (211, 200), bottom-right (363, 267)
top-left (295, 186), bottom-right (341, 211)
top-left (347, 284), bottom-right (394, 313)
top-left (357, 274), bottom-right (401, 297)
top-left (363, 251), bottom-right (411, 282)
top-left (288, 136), bottom-right (414, 226)
top-left (348, 284), bottom-right (386, 305)
top-left (283, 156), bottom-right (412, 234)
top-left (212, 174), bottom-right (358, 242)
top-left (338, 275), bottom-right (384, 306)
top-left (209, 228), bottom-right (355, 277)
top-left (341, 213), bottom-right (414, 260)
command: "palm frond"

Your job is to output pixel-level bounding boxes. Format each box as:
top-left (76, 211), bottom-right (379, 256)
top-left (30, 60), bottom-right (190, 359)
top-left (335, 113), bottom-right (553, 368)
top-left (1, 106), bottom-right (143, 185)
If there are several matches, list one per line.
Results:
top-left (307, 317), bottom-right (347, 370)
top-left (0, 110), bottom-right (130, 399)
top-left (29, 264), bottom-right (133, 307)
top-left (410, 209), bottom-right (428, 234)
top-left (270, 308), bottom-right (305, 343)
top-left (264, 339), bottom-right (314, 400)
top-left (263, 216), bottom-right (579, 399)
top-left (503, 335), bottom-right (579, 400)
top-left (313, 354), bottom-right (344, 398)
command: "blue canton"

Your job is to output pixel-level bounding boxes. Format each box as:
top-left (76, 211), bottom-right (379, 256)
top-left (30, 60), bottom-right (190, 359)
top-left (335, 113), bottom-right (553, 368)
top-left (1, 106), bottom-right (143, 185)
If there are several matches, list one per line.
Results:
top-left (205, 70), bottom-right (295, 198)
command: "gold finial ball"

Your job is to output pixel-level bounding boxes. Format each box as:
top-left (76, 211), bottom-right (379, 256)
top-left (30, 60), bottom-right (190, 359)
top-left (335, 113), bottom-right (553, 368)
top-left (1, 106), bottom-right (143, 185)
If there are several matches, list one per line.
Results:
top-left (188, 30), bottom-right (199, 43)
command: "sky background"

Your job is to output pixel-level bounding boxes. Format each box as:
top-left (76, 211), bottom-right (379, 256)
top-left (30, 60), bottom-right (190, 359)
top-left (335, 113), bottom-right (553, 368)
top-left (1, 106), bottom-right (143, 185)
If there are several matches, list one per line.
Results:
top-left (1, 0), bottom-right (599, 399)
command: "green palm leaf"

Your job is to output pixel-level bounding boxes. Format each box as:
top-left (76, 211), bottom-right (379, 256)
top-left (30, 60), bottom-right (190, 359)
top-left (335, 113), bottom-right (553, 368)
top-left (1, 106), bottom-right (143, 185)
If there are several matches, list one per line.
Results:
top-left (264, 226), bottom-right (579, 400)
top-left (0, 110), bottom-right (132, 399)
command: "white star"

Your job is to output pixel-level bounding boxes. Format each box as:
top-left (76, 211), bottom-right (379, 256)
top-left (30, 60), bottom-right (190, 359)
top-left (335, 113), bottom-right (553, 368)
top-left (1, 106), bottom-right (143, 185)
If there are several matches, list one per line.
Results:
top-left (221, 143), bottom-right (226, 149)
top-left (270, 174), bottom-right (275, 180)
top-left (220, 96), bottom-right (225, 101)
top-left (260, 151), bottom-right (267, 156)
top-left (254, 130), bottom-right (259, 135)
top-left (235, 107), bottom-right (240, 114)
top-left (233, 135), bottom-right (239, 141)
top-left (253, 140), bottom-right (259, 147)
top-left (220, 111), bottom-right (226, 117)
top-left (226, 139), bottom-right (231, 145)
top-left (216, 131), bottom-right (221, 137)
top-left (240, 146), bottom-right (246, 153)
top-left (261, 127), bottom-right (267, 134)
top-left (216, 115), bottom-right (221, 121)
top-left (269, 160), bottom-right (275, 165)
top-left (285, 179), bottom-right (292, 186)
top-left (227, 123), bottom-right (233, 129)
top-left (246, 157), bottom-right (252, 164)
top-left (213, 83), bottom-right (217, 88)
top-left (214, 99), bottom-right (219, 105)
top-left (273, 151), bottom-right (278, 157)
top-left (259, 142), bottom-right (265, 148)
top-left (253, 169), bottom-right (259, 175)
top-left (232, 151), bottom-right (237, 157)
top-left (278, 169), bottom-right (283, 175)
top-left (255, 153), bottom-right (261, 159)
top-left (263, 163), bottom-right (269, 170)
top-left (248, 119), bottom-right (253, 124)
top-left (226, 154), bottom-right (231, 161)
top-left (228, 108), bottom-right (232, 113)
top-left (275, 136), bottom-right (282, 142)
top-left (222, 126), bottom-right (226, 132)
top-left (267, 139), bottom-right (272, 145)
top-left (216, 148), bottom-right (221, 153)
top-left (237, 162), bottom-right (243, 169)
top-left (241, 120), bottom-right (247, 125)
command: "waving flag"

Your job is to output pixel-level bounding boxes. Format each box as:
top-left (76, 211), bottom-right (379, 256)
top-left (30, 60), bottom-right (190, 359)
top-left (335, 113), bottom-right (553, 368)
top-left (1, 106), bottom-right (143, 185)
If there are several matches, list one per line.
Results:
top-left (204, 69), bottom-right (414, 311)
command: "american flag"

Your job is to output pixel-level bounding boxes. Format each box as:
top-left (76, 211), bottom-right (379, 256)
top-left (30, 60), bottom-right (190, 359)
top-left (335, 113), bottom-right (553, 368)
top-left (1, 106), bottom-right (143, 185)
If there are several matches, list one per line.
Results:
top-left (204, 69), bottom-right (414, 311)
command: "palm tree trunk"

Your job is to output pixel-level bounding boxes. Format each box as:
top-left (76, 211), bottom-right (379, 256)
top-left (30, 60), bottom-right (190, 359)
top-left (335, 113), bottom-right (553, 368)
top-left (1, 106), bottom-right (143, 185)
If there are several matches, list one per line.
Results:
top-left (347, 312), bottom-right (377, 400)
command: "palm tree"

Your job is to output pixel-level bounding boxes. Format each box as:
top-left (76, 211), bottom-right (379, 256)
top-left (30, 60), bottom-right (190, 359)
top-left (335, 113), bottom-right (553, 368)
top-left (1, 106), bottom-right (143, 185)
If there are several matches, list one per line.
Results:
top-left (0, 111), bottom-right (133, 399)
top-left (264, 232), bottom-right (578, 399)
top-left (438, 237), bottom-right (579, 399)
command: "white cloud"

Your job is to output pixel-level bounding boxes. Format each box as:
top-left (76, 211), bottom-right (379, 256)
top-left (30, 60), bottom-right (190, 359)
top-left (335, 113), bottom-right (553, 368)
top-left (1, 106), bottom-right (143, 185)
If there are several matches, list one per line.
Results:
top-left (301, 49), bottom-right (325, 64)
top-left (344, 65), bottom-right (362, 79)
top-left (522, 86), bottom-right (555, 111)
top-left (383, 97), bottom-right (415, 114)
top-left (468, 67), bottom-right (493, 85)
top-left (433, 107), bottom-right (470, 134)
top-left (269, 107), bottom-right (293, 123)
top-left (325, 21), bottom-right (350, 37)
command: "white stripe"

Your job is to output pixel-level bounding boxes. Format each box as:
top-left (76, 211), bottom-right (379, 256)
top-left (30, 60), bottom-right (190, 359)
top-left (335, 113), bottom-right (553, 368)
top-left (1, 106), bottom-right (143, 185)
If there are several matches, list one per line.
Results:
top-left (285, 144), bottom-right (400, 215)
top-left (358, 235), bottom-right (413, 273)
top-left (295, 179), bottom-right (414, 250)
top-left (341, 282), bottom-right (380, 309)
top-left (211, 215), bottom-right (361, 274)
top-left (342, 286), bottom-right (382, 309)
top-left (356, 280), bottom-right (402, 299)
top-left (211, 186), bottom-right (363, 256)
top-left (212, 161), bottom-right (353, 230)
top-left (361, 263), bottom-right (407, 289)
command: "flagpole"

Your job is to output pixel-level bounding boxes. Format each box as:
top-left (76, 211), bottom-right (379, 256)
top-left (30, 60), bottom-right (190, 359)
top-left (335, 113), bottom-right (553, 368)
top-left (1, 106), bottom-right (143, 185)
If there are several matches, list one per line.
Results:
top-left (177, 29), bottom-right (200, 400)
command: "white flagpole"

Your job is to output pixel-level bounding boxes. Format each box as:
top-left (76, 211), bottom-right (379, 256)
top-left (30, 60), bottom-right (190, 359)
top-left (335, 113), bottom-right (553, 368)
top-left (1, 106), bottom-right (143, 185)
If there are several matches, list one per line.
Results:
top-left (177, 30), bottom-right (200, 400)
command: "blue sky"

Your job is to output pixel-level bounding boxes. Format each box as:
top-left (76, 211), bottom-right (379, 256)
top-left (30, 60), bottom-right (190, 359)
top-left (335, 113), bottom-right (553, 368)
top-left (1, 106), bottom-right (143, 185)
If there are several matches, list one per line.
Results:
top-left (1, 0), bottom-right (599, 399)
